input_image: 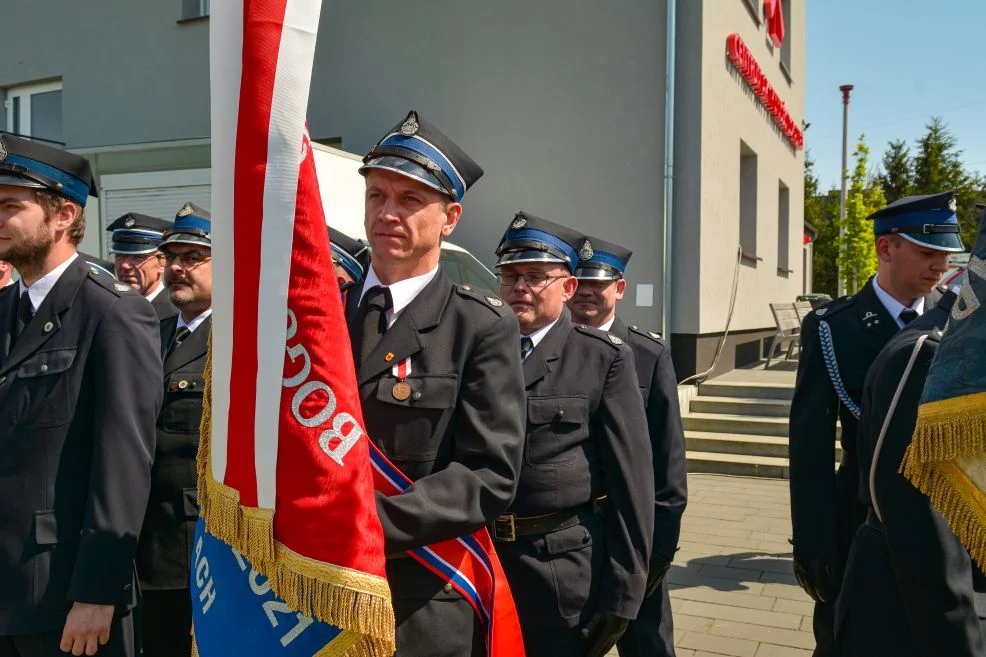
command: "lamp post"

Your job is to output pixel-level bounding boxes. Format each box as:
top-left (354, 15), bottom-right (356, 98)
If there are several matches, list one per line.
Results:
top-left (837, 84), bottom-right (854, 297)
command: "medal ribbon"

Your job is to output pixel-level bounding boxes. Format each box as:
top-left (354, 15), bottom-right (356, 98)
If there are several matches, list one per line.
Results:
top-left (392, 357), bottom-right (412, 379)
top-left (369, 441), bottom-right (525, 657)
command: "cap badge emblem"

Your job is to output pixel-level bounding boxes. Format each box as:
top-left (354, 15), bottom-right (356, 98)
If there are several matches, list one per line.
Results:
top-left (124, 216), bottom-right (136, 228)
top-left (511, 216), bottom-right (527, 229)
top-left (0, 137), bottom-right (7, 162)
top-left (816, 308), bottom-right (828, 316)
top-left (177, 202), bottom-right (195, 218)
top-left (579, 240), bottom-right (594, 261)
top-left (608, 334), bottom-right (623, 345)
top-left (114, 283), bottom-right (131, 293)
top-left (485, 296), bottom-right (504, 307)
top-left (399, 115), bottom-right (419, 137)
top-left (949, 197), bottom-right (958, 212)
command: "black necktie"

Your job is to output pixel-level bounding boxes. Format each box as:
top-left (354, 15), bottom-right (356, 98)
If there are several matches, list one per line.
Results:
top-left (899, 309), bottom-right (919, 325)
top-left (520, 336), bottom-right (534, 361)
top-left (166, 326), bottom-right (191, 360)
top-left (12, 290), bottom-right (34, 348)
top-left (360, 286), bottom-right (393, 365)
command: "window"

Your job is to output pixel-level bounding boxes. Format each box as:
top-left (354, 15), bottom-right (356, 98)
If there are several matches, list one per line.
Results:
top-left (439, 249), bottom-right (499, 294)
top-left (181, 0), bottom-right (209, 21)
top-left (740, 142), bottom-right (759, 264)
top-left (4, 80), bottom-right (63, 145)
top-left (741, 0), bottom-right (762, 25)
top-left (777, 181), bottom-right (791, 274)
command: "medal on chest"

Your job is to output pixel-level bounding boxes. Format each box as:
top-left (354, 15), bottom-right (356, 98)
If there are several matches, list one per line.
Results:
top-left (392, 357), bottom-right (412, 401)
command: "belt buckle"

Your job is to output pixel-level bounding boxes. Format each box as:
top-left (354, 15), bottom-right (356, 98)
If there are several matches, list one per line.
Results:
top-left (492, 514), bottom-right (516, 542)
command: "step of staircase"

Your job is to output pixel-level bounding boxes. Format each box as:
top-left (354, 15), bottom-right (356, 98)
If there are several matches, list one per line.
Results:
top-left (689, 396), bottom-right (791, 418)
top-left (686, 431), bottom-right (843, 460)
top-left (686, 451), bottom-right (790, 478)
top-left (682, 412), bottom-right (790, 437)
top-left (698, 380), bottom-right (794, 401)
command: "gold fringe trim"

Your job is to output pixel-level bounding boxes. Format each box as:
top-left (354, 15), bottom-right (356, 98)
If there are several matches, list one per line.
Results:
top-left (901, 392), bottom-right (986, 473)
top-left (196, 332), bottom-right (397, 657)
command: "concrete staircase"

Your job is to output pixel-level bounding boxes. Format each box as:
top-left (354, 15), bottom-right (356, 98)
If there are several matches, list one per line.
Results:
top-left (683, 376), bottom-right (842, 478)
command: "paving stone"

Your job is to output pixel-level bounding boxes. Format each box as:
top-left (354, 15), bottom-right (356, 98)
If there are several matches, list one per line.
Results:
top-left (672, 613), bottom-right (716, 632)
top-left (669, 585), bottom-right (776, 610)
top-left (755, 645), bottom-right (812, 657)
top-left (676, 600), bottom-right (803, 630)
top-left (668, 568), bottom-right (765, 593)
top-left (697, 565), bottom-right (766, 583)
top-left (771, 598), bottom-right (815, 616)
top-left (758, 570), bottom-right (799, 586)
top-left (760, 583), bottom-right (812, 602)
top-left (707, 620), bottom-right (816, 649)
top-left (678, 631), bottom-right (759, 657)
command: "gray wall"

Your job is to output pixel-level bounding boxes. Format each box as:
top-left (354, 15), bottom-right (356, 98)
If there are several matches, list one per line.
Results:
top-left (0, 0), bottom-right (210, 148)
top-left (310, 0), bottom-right (668, 330)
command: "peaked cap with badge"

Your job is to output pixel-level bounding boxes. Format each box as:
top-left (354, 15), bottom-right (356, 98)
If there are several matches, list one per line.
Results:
top-left (869, 190), bottom-right (964, 252)
top-left (106, 213), bottom-right (173, 255)
top-left (161, 202), bottom-right (211, 249)
top-left (0, 132), bottom-right (97, 206)
top-left (574, 235), bottom-right (633, 281)
top-left (495, 212), bottom-right (586, 274)
top-left (359, 110), bottom-right (483, 201)
top-left (328, 226), bottom-right (370, 284)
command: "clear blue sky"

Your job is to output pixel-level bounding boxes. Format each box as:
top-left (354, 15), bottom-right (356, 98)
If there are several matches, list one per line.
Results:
top-left (806, 0), bottom-right (986, 191)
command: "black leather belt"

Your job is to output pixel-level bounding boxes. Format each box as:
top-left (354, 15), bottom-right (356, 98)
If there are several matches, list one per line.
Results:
top-left (490, 501), bottom-right (600, 542)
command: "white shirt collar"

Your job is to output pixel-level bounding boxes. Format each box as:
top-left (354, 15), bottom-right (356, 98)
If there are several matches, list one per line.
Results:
top-left (872, 275), bottom-right (923, 328)
top-left (145, 280), bottom-right (166, 302)
top-left (359, 265), bottom-right (440, 328)
top-left (19, 252), bottom-right (79, 312)
top-left (524, 318), bottom-right (560, 351)
top-left (597, 316), bottom-right (616, 332)
top-left (177, 308), bottom-right (213, 334)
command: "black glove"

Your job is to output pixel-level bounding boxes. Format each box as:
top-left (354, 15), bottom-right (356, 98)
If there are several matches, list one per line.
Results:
top-left (792, 556), bottom-right (842, 603)
top-left (645, 555), bottom-right (672, 598)
top-left (580, 612), bottom-right (629, 657)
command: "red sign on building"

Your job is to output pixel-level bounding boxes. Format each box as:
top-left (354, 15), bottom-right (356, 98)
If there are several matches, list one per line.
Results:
top-left (765, 0), bottom-right (785, 48)
top-left (726, 33), bottom-right (803, 150)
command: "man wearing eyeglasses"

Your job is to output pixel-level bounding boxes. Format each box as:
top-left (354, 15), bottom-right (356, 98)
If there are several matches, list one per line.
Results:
top-left (106, 212), bottom-right (178, 322)
top-left (491, 212), bottom-right (654, 657)
top-left (135, 202), bottom-right (212, 657)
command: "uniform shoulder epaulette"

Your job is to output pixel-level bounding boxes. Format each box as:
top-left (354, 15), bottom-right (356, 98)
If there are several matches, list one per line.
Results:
top-left (87, 269), bottom-right (133, 297)
top-left (812, 294), bottom-right (856, 321)
top-left (574, 324), bottom-right (624, 349)
top-left (453, 284), bottom-right (510, 316)
top-left (628, 325), bottom-right (665, 344)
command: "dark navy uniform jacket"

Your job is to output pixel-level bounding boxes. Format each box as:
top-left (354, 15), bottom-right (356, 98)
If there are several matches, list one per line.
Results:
top-left (836, 295), bottom-right (986, 656)
top-left (0, 257), bottom-right (161, 634)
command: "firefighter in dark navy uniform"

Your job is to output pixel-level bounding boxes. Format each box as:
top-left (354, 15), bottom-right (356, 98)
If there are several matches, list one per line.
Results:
top-left (135, 203), bottom-right (213, 657)
top-left (834, 283), bottom-right (986, 656)
top-left (0, 133), bottom-right (161, 657)
top-left (328, 225), bottom-right (370, 304)
top-left (491, 213), bottom-right (655, 657)
top-left (106, 212), bottom-right (178, 322)
top-left (789, 190), bottom-right (962, 657)
top-left (343, 111), bottom-right (526, 657)
top-left (567, 235), bottom-right (687, 657)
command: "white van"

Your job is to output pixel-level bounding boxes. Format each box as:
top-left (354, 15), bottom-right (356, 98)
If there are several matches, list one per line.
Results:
top-left (312, 142), bottom-right (498, 294)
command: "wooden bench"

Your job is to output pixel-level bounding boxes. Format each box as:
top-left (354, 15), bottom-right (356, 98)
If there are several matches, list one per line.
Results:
top-left (794, 300), bottom-right (814, 324)
top-left (766, 302), bottom-right (802, 367)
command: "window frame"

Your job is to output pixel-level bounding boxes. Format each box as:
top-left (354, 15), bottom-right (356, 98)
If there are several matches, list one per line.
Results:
top-left (4, 80), bottom-right (64, 144)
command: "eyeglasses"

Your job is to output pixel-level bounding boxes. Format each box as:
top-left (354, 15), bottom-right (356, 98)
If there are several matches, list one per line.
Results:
top-left (163, 251), bottom-right (212, 268)
top-left (496, 272), bottom-right (568, 289)
top-left (113, 253), bottom-right (161, 266)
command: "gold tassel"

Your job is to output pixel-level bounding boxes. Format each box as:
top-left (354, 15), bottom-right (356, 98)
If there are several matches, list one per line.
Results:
top-left (194, 333), bottom-right (397, 657)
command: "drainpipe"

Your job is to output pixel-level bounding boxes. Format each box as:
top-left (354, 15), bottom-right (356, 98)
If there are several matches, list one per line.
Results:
top-left (661, 0), bottom-right (676, 343)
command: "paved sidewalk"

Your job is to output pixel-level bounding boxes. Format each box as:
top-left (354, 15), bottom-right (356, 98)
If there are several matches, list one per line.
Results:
top-left (609, 473), bottom-right (815, 657)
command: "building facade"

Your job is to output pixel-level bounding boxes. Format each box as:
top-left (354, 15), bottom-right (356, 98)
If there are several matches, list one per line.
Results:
top-left (0, 0), bottom-right (806, 378)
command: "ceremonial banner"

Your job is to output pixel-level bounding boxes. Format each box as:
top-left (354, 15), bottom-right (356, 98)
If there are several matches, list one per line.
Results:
top-left (193, 1), bottom-right (395, 655)
top-left (902, 209), bottom-right (986, 573)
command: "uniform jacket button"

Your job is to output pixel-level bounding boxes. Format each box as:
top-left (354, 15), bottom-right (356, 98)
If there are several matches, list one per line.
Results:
top-left (0, 376), bottom-right (5, 384)
top-left (555, 409), bottom-right (565, 420)
top-left (412, 391), bottom-right (422, 401)
top-left (40, 364), bottom-right (48, 373)
top-left (443, 582), bottom-right (453, 594)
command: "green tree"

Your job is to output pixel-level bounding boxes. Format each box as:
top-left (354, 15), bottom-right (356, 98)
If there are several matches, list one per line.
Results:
top-left (805, 153), bottom-right (839, 296)
top-left (913, 117), bottom-right (984, 248)
top-left (879, 139), bottom-right (912, 204)
top-left (838, 134), bottom-right (882, 293)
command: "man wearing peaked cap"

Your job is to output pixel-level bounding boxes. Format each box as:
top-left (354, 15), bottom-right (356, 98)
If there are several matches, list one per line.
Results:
top-left (567, 235), bottom-right (687, 657)
top-left (106, 213), bottom-right (177, 321)
top-left (136, 201), bottom-right (212, 657)
top-left (789, 190), bottom-right (959, 657)
top-left (0, 134), bottom-right (161, 657)
top-left (493, 212), bottom-right (655, 657)
top-left (345, 111), bottom-right (525, 657)
top-left (328, 225), bottom-right (370, 289)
